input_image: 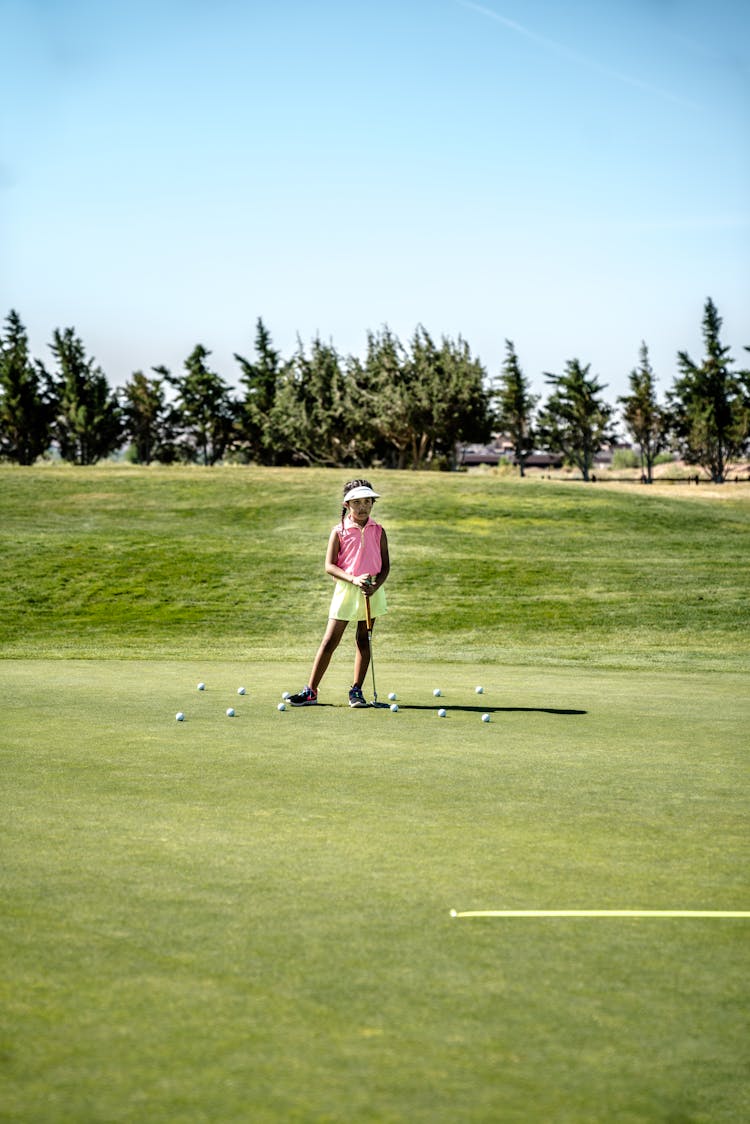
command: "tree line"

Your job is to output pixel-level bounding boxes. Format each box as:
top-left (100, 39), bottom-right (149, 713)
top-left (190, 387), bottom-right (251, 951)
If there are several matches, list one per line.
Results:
top-left (1, 298), bottom-right (748, 482)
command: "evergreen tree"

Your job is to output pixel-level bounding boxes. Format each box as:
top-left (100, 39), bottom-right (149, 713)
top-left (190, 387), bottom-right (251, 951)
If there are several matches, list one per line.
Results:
top-left (234, 318), bottom-right (290, 464)
top-left (120, 370), bottom-right (178, 464)
top-left (336, 352), bottom-right (381, 467)
top-left (48, 327), bottom-right (122, 464)
top-left (432, 334), bottom-right (492, 469)
top-left (378, 326), bottom-right (491, 470)
top-left (359, 326), bottom-right (412, 469)
top-left (618, 342), bottom-right (669, 483)
top-left (263, 356), bottom-right (307, 466)
top-left (158, 345), bottom-right (237, 465)
top-left (0, 310), bottom-right (55, 464)
top-left (493, 340), bottom-right (538, 476)
top-left (537, 359), bottom-right (615, 481)
top-left (348, 325), bottom-right (492, 470)
top-left (275, 336), bottom-right (355, 466)
top-left (668, 298), bottom-right (750, 482)
top-left (403, 326), bottom-right (442, 469)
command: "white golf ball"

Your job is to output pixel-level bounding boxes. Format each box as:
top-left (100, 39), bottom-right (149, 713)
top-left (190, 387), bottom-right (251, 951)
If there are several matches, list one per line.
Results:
top-left (237, 686), bottom-right (246, 696)
top-left (226, 707), bottom-right (235, 718)
top-left (433, 688), bottom-right (442, 697)
top-left (175, 712), bottom-right (185, 722)
top-left (482, 713), bottom-right (490, 723)
top-left (475, 686), bottom-right (484, 694)
top-left (438, 708), bottom-right (447, 718)
top-left (277, 702), bottom-right (286, 711)
top-left (197, 682), bottom-right (205, 691)
top-left (388, 692), bottom-right (397, 701)
top-left (281, 691), bottom-right (291, 700)
top-left (390, 703), bottom-right (399, 713)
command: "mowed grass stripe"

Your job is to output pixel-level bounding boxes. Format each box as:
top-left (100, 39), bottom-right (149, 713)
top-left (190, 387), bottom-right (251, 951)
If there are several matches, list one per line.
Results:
top-left (1, 465), bottom-right (749, 668)
top-left (1, 659), bottom-right (748, 1120)
top-left (2, 467), bottom-right (749, 1120)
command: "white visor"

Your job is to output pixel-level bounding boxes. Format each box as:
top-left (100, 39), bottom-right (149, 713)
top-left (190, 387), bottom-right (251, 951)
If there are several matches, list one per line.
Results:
top-left (344, 485), bottom-right (380, 502)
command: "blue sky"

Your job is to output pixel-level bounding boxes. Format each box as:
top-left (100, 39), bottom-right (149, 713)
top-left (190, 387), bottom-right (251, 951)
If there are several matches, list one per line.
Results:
top-left (2, 0), bottom-right (748, 403)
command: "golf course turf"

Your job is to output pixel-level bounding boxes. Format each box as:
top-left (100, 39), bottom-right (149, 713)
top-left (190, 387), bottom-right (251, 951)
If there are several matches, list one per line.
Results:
top-left (2, 466), bottom-right (748, 1122)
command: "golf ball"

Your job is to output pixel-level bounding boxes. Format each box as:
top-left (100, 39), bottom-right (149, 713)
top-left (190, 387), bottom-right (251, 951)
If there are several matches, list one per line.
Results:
top-left (175, 712), bottom-right (185, 722)
top-left (388, 692), bottom-right (397, 701)
top-left (197, 682), bottom-right (205, 691)
top-left (438, 708), bottom-right (447, 718)
top-left (433, 688), bottom-right (442, 697)
top-left (237, 686), bottom-right (246, 696)
top-left (475, 686), bottom-right (484, 694)
top-left (282, 691), bottom-right (291, 700)
top-left (482, 713), bottom-right (491, 723)
top-left (226, 707), bottom-right (235, 718)
top-left (277, 702), bottom-right (286, 711)
top-left (390, 703), bottom-right (399, 713)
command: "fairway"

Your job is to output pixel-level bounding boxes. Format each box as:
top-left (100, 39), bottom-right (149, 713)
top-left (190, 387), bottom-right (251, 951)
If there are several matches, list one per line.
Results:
top-left (2, 467), bottom-right (749, 1121)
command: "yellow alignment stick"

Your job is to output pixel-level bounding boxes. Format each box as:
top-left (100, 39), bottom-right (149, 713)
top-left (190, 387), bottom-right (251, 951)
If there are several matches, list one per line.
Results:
top-left (450, 909), bottom-right (750, 918)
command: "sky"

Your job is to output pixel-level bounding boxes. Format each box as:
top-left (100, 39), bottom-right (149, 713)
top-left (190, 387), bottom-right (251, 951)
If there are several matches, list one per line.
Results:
top-left (2, 0), bottom-right (749, 406)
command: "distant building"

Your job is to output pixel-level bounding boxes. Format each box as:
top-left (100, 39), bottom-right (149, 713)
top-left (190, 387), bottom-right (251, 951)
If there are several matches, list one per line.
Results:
top-left (458, 437), bottom-right (563, 470)
top-left (522, 452), bottom-right (564, 470)
top-left (458, 437), bottom-right (513, 467)
top-left (457, 436), bottom-right (655, 471)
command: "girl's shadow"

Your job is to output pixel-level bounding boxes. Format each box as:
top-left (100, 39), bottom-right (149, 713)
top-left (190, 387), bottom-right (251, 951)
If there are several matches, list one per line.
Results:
top-left (395, 704), bottom-right (587, 715)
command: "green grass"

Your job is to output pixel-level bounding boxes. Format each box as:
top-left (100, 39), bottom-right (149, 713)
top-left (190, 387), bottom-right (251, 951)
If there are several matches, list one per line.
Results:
top-left (1, 466), bottom-right (749, 1121)
top-left (2, 659), bottom-right (748, 1122)
top-left (1, 464), bottom-right (748, 668)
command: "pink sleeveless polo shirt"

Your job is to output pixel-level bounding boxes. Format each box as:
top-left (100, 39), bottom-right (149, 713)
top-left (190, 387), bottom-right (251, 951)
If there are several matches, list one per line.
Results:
top-left (335, 517), bottom-right (383, 576)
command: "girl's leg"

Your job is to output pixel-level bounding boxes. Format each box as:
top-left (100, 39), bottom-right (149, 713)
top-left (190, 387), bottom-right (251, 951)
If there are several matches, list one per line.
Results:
top-left (353, 619), bottom-right (371, 687)
top-left (309, 619), bottom-right (348, 690)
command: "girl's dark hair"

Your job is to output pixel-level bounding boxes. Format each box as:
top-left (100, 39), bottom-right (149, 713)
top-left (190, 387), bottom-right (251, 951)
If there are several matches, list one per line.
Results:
top-left (341, 478), bottom-right (375, 528)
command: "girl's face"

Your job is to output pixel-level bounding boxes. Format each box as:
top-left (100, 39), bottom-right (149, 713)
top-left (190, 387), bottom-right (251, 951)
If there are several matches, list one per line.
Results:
top-left (346, 497), bottom-right (373, 525)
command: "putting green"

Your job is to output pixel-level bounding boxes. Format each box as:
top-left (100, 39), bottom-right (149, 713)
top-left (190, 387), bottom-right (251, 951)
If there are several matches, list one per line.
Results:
top-left (2, 658), bottom-right (748, 1121)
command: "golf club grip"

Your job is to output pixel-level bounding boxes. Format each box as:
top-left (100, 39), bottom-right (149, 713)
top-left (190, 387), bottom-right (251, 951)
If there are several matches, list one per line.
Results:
top-left (365, 594), bottom-right (373, 631)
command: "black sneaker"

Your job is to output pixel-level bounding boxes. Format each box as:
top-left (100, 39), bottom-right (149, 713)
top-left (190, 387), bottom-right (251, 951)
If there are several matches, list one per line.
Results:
top-left (348, 685), bottom-right (368, 708)
top-left (289, 686), bottom-right (318, 706)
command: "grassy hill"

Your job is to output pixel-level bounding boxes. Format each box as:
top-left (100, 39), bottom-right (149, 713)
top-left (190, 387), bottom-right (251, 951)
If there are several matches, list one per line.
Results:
top-left (1, 464), bottom-right (748, 669)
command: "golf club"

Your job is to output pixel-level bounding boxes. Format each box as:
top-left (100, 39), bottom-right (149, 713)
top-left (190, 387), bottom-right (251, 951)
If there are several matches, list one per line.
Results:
top-left (364, 593), bottom-right (385, 707)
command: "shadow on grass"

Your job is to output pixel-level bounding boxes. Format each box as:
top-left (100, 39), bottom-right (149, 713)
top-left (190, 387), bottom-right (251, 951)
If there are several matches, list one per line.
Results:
top-left (395, 705), bottom-right (587, 715)
top-left (314, 704), bottom-right (587, 715)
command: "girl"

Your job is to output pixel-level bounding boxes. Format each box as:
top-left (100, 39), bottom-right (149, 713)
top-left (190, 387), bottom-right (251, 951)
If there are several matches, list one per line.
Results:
top-left (289, 478), bottom-right (390, 708)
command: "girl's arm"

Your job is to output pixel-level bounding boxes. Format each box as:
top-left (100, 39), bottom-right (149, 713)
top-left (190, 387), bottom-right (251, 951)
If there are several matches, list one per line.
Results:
top-left (324, 528), bottom-right (368, 586)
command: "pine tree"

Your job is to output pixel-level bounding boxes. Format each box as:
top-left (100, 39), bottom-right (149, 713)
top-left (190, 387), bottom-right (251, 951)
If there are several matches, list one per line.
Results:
top-left (668, 298), bottom-right (750, 483)
top-left (278, 336), bottom-right (355, 466)
top-left (159, 345), bottom-right (237, 465)
top-left (379, 326), bottom-right (491, 470)
top-left (48, 327), bottom-right (122, 464)
top-left (0, 310), bottom-right (54, 464)
top-left (350, 325), bottom-right (492, 470)
top-left (403, 326), bottom-right (441, 469)
top-left (493, 340), bottom-right (538, 476)
top-left (359, 326), bottom-right (412, 469)
top-left (618, 342), bottom-right (669, 483)
top-left (120, 370), bottom-right (178, 464)
top-left (537, 359), bottom-right (615, 481)
top-left (433, 334), bottom-right (492, 470)
top-left (234, 318), bottom-right (289, 464)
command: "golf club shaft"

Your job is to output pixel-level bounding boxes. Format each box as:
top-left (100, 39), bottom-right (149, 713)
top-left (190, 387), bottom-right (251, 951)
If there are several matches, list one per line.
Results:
top-left (365, 594), bottom-right (377, 703)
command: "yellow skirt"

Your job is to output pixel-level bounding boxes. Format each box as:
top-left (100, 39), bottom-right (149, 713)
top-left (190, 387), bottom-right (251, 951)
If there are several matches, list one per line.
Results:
top-left (329, 580), bottom-right (388, 622)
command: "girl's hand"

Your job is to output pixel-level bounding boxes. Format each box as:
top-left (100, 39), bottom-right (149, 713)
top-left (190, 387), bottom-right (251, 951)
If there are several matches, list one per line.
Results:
top-left (352, 573), bottom-right (374, 590)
